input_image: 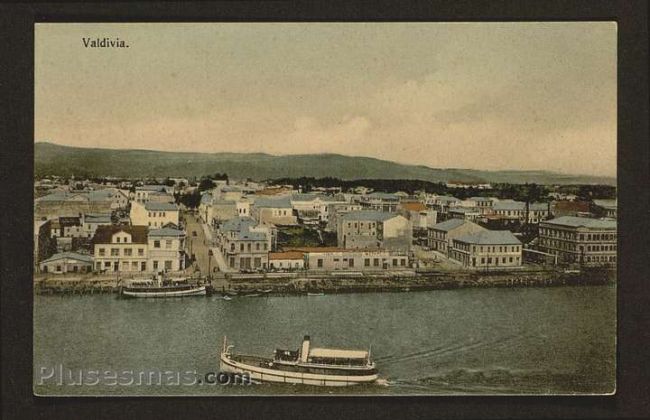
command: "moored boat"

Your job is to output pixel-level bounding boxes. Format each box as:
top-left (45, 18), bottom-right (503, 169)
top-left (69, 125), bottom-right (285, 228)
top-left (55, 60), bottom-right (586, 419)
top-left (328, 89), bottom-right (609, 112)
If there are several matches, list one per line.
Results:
top-left (219, 335), bottom-right (379, 387)
top-left (120, 275), bottom-right (206, 298)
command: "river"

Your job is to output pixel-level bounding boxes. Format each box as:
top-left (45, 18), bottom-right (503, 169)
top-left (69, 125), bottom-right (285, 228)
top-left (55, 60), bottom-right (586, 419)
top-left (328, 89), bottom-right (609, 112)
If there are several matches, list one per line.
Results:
top-left (33, 285), bottom-right (615, 396)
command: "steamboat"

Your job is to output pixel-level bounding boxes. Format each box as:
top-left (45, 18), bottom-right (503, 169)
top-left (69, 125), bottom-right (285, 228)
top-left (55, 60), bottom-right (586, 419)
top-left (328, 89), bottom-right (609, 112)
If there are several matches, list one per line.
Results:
top-left (120, 274), bottom-right (206, 298)
top-left (219, 335), bottom-right (379, 387)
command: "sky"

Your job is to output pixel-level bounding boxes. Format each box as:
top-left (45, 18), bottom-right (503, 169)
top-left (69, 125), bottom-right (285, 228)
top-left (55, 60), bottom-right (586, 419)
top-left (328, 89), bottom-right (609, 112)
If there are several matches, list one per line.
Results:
top-left (35, 22), bottom-right (617, 177)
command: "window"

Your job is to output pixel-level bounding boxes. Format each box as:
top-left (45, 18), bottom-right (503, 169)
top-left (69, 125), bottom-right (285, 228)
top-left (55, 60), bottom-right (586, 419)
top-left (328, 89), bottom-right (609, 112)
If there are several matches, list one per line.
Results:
top-left (165, 240), bottom-right (172, 249)
top-left (393, 258), bottom-right (398, 266)
top-left (153, 261), bottom-right (159, 270)
top-left (317, 259), bottom-right (323, 268)
top-left (131, 262), bottom-right (138, 270)
top-left (240, 243), bottom-right (244, 251)
top-left (98, 248), bottom-right (106, 256)
top-left (256, 243), bottom-right (260, 251)
top-left (164, 260), bottom-right (172, 270)
top-left (154, 240), bottom-right (161, 248)
top-left (231, 243), bottom-right (235, 252)
top-left (104, 261), bottom-right (111, 268)
top-left (116, 237), bottom-right (121, 243)
top-left (364, 258), bottom-right (370, 267)
top-left (111, 248), bottom-right (119, 256)
top-left (247, 243), bottom-right (252, 252)
top-left (264, 243), bottom-right (268, 250)
top-left (373, 258), bottom-right (379, 267)
top-left (56, 265), bottom-right (62, 272)
top-left (124, 248), bottom-right (132, 256)
top-left (138, 248), bottom-right (144, 256)
top-left (400, 259), bottom-right (406, 266)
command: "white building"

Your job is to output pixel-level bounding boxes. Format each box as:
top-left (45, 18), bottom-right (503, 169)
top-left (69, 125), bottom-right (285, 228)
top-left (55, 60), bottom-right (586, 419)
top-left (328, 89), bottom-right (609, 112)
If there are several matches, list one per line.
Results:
top-left (39, 252), bottom-right (94, 274)
top-left (450, 230), bottom-right (523, 269)
top-left (147, 227), bottom-right (186, 273)
top-left (130, 201), bottom-right (180, 228)
top-left (93, 225), bottom-right (149, 273)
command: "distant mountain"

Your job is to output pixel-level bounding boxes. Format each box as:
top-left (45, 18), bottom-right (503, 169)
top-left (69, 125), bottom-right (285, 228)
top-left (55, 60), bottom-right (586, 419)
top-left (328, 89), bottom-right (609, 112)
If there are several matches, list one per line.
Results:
top-left (34, 142), bottom-right (616, 185)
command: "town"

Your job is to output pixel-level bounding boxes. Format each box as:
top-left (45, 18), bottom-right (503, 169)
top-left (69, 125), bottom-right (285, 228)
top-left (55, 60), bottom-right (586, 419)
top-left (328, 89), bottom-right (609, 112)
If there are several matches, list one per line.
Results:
top-left (33, 174), bottom-right (617, 294)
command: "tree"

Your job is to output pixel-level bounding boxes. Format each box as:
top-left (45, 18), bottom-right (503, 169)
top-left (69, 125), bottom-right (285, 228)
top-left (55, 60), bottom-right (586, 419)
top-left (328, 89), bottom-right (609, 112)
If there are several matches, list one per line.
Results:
top-left (198, 177), bottom-right (215, 192)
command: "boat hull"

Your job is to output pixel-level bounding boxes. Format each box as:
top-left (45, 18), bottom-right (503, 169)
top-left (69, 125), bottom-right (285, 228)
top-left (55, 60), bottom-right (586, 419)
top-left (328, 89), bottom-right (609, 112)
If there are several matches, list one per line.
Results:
top-left (220, 353), bottom-right (378, 387)
top-left (121, 286), bottom-right (206, 298)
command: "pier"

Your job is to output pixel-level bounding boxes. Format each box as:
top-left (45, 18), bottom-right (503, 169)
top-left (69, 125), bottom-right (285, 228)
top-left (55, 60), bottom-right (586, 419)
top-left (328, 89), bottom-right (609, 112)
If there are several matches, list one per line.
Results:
top-left (33, 267), bottom-right (614, 296)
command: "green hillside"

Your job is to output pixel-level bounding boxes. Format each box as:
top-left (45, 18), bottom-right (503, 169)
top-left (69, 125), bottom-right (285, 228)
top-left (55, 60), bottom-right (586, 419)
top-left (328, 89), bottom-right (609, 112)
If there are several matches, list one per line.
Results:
top-left (34, 142), bottom-right (615, 185)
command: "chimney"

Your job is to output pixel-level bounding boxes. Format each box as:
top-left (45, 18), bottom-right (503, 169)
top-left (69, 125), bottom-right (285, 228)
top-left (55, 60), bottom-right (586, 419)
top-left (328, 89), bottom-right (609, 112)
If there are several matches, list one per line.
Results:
top-left (300, 335), bottom-right (311, 363)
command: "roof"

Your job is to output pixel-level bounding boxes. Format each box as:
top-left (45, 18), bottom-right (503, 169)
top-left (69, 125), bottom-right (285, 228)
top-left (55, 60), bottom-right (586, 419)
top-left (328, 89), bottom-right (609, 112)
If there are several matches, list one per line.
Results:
top-left (469, 196), bottom-right (494, 202)
top-left (254, 196), bottom-right (293, 208)
top-left (455, 230), bottom-right (521, 245)
top-left (494, 201), bottom-right (548, 211)
top-left (148, 227), bottom-right (185, 237)
top-left (593, 199), bottom-right (617, 209)
top-left (400, 202), bottom-right (427, 212)
top-left (285, 247), bottom-right (346, 253)
top-left (41, 252), bottom-right (93, 264)
top-left (137, 185), bottom-right (166, 192)
top-left (340, 211), bottom-right (401, 222)
top-left (269, 251), bottom-right (305, 260)
top-left (542, 216), bottom-right (617, 230)
top-left (220, 217), bottom-right (257, 232)
top-left (220, 217), bottom-right (267, 240)
top-left (309, 348), bottom-right (368, 360)
top-left (84, 213), bottom-right (112, 223)
top-left (430, 218), bottom-right (471, 232)
top-left (144, 202), bottom-right (178, 211)
top-left (450, 207), bottom-right (479, 214)
top-left (93, 225), bottom-right (148, 244)
top-left (365, 192), bottom-right (399, 200)
top-left (436, 196), bottom-right (461, 203)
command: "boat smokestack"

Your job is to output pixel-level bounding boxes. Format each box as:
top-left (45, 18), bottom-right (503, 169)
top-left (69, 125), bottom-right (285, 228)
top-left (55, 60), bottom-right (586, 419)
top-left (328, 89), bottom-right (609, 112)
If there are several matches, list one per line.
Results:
top-left (300, 335), bottom-right (310, 363)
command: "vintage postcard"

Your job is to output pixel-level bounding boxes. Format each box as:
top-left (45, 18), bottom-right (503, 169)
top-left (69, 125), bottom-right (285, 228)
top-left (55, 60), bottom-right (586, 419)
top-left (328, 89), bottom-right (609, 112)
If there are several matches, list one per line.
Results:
top-left (33, 22), bottom-right (616, 396)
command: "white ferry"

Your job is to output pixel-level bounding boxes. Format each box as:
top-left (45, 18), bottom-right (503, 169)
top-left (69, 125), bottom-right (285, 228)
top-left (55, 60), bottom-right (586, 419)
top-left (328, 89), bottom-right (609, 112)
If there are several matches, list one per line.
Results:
top-left (219, 335), bottom-right (379, 387)
top-left (120, 275), bottom-right (206, 298)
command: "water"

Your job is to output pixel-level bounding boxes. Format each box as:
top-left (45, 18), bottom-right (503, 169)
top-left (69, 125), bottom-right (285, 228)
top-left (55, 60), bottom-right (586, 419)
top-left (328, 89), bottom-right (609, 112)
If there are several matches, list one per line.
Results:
top-left (33, 285), bottom-right (616, 396)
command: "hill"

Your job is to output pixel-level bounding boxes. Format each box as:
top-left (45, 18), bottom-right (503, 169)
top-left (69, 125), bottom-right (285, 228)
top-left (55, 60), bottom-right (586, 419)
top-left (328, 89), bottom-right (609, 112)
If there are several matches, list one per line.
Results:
top-left (34, 142), bottom-right (616, 185)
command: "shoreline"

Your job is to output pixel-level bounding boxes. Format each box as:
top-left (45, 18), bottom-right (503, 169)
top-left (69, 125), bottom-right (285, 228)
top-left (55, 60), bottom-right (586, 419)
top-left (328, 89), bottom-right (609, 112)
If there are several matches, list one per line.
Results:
top-left (33, 268), bottom-right (615, 297)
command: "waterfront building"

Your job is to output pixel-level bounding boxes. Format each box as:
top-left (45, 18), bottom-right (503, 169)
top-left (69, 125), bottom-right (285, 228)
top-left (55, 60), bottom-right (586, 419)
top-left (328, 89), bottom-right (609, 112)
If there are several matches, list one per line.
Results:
top-left (268, 251), bottom-right (306, 271)
top-left (450, 230), bottom-right (522, 269)
top-left (39, 251), bottom-right (94, 274)
top-left (337, 211), bottom-right (412, 253)
top-left (538, 216), bottom-right (617, 266)
top-left (287, 247), bottom-right (409, 271)
top-left (427, 219), bottom-right (486, 256)
top-left (92, 225), bottom-right (149, 273)
top-left (147, 227), bottom-right (186, 273)
top-left (130, 201), bottom-right (180, 228)
top-left (216, 217), bottom-right (274, 271)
